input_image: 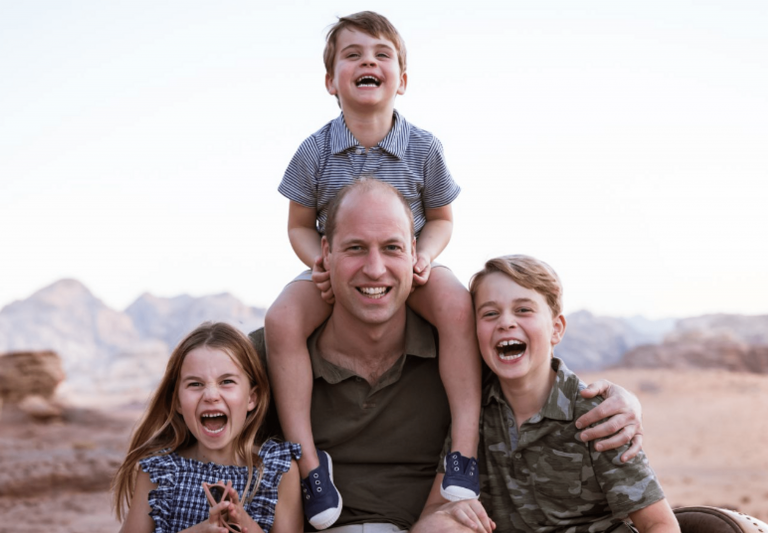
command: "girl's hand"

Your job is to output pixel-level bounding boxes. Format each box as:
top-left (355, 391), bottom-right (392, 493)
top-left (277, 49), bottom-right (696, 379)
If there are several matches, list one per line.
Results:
top-left (202, 499), bottom-right (240, 533)
top-left (221, 482), bottom-right (250, 532)
top-left (202, 481), bottom-right (251, 533)
top-left (312, 255), bottom-right (335, 304)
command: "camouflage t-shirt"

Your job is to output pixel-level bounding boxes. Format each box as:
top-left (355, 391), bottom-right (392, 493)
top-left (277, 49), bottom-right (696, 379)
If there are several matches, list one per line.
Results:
top-left (476, 357), bottom-right (664, 532)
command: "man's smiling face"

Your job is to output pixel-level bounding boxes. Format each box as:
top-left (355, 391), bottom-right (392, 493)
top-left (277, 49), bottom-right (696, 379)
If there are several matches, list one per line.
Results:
top-left (322, 186), bottom-right (416, 327)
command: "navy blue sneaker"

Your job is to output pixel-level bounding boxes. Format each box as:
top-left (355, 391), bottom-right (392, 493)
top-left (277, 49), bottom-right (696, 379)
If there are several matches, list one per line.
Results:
top-left (300, 450), bottom-right (343, 530)
top-left (441, 451), bottom-right (480, 501)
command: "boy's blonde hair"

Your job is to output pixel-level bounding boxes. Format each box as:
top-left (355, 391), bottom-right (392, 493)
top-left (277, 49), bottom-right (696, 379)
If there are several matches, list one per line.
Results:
top-left (469, 255), bottom-right (564, 317)
top-left (112, 322), bottom-right (270, 521)
top-left (323, 11), bottom-right (407, 77)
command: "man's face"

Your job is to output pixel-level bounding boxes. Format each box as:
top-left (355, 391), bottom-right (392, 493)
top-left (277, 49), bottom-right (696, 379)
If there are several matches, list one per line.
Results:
top-left (323, 188), bottom-right (416, 327)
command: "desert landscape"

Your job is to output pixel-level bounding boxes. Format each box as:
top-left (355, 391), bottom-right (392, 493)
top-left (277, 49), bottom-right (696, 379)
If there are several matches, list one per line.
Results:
top-left (2, 283), bottom-right (767, 531)
top-left (1, 366), bottom-right (767, 533)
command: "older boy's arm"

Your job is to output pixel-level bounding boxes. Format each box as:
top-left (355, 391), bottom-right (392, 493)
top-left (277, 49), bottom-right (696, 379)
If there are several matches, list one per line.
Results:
top-left (287, 201), bottom-right (322, 268)
top-left (413, 205), bottom-right (453, 286)
top-left (412, 476), bottom-right (495, 533)
top-left (577, 380), bottom-right (644, 462)
top-left (628, 499), bottom-right (680, 533)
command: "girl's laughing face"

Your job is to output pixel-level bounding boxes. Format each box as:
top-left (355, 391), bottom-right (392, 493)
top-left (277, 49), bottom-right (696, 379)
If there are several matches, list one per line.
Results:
top-left (176, 345), bottom-right (256, 464)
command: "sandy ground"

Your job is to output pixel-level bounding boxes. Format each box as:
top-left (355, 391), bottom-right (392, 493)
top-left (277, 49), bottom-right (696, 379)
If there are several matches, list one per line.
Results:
top-left (0, 368), bottom-right (767, 532)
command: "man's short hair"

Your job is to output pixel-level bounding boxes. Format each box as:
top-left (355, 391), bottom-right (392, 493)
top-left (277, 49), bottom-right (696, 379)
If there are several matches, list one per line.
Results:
top-left (324, 11), bottom-right (407, 77)
top-left (469, 255), bottom-right (564, 317)
top-left (324, 177), bottom-right (415, 247)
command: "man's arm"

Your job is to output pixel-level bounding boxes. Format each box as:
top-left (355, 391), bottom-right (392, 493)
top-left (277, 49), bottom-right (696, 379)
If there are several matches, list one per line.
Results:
top-left (412, 476), bottom-right (495, 533)
top-left (577, 380), bottom-right (644, 462)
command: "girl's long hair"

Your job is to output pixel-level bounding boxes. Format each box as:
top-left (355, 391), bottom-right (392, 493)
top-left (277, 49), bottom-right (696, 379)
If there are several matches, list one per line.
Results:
top-left (112, 322), bottom-right (270, 521)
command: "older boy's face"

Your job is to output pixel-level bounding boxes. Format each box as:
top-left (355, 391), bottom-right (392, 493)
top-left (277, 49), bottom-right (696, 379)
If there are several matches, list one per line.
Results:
top-left (474, 273), bottom-right (566, 387)
top-left (325, 28), bottom-right (407, 112)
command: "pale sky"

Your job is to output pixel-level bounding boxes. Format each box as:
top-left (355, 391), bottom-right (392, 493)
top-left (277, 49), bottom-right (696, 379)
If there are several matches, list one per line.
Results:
top-left (2, 0), bottom-right (767, 319)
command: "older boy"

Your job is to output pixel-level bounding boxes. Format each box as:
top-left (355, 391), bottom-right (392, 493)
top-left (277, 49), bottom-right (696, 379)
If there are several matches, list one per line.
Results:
top-left (264, 11), bottom-right (482, 529)
top-left (419, 255), bottom-right (679, 533)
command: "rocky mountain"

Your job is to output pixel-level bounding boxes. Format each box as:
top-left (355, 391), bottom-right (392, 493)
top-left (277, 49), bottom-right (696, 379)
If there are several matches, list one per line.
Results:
top-left (555, 310), bottom-right (675, 371)
top-left (2, 279), bottom-right (767, 402)
top-left (0, 279), bottom-right (266, 399)
top-left (619, 335), bottom-right (768, 373)
top-left (125, 291), bottom-right (265, 350)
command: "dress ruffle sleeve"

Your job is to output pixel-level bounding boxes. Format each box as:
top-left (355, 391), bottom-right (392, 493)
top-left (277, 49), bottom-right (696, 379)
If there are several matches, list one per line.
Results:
top-left (248, 439), bottom-right (302, 533)
top-left (140, 453), bottom-right (178, 533)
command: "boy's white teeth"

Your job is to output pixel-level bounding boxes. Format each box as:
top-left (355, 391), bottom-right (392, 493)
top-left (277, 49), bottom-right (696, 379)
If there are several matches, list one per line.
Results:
top-left (497, 340), bottom-right (524, 347)
top-left (202, 413), bottom-right (224, 418)
top-left (496, 339), bottom-right (526, 360)
top-left (356, 75), bottom-right (381, 87)
top-left (360, 287), bottom-right (387, 299)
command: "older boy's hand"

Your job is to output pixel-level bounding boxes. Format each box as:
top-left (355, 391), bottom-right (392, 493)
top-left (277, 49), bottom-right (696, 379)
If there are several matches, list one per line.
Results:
top-left (412, 254), bottom-right (432, 286)
top-left (413, 500), bottom-right (496, 533)
top-left (576, 380), bottom-right (644, 462)
top-left (312, 255), bottom-right (335, 304)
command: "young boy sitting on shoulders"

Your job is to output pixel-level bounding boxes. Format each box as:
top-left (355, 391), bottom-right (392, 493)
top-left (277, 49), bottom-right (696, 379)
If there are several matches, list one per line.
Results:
top-left (264, 11), bottom-right (482, 529)
top-left (424, 255), bottom-right (679, 533)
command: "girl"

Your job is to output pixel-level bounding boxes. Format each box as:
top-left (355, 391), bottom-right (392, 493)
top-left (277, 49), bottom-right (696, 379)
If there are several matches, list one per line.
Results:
top-left (113, 322), bottom-right (303, 533)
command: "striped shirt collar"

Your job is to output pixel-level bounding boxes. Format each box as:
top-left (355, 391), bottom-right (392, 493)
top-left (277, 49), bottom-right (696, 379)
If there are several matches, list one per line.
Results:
top-left (329, 110), bottom-right (410, 159)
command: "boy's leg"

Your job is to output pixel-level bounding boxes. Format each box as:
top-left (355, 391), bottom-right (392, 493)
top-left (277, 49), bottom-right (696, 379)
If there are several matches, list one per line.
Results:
top-left (408, 267), bottom-right (482, 500)
top-left (265, 278), bottom-right (343, 528)
top-left (264, 278), bottom-right (332, 478)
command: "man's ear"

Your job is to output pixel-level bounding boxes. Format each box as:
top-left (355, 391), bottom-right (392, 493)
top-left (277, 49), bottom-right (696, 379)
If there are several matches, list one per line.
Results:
top-left (551, 314), bottom-right (567, 346)
top-left (325, 72), bottom-right (337, 96)
top-left (321, 236), bottom-right (331, 270)
top-left (397, 71), bottom-right (408, 96)
top-left (411, 237), bottom-right (417, 265)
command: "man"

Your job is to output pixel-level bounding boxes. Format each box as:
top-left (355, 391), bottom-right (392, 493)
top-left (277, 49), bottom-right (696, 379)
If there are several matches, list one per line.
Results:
top-left (251, 178), bottom-right (643, 532)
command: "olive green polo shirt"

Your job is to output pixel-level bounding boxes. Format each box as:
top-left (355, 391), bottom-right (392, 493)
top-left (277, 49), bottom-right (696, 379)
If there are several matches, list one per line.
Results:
top-left (251, 308), bottom-right (450, 530)
top-left (476, 358), bottom-right (665, 532)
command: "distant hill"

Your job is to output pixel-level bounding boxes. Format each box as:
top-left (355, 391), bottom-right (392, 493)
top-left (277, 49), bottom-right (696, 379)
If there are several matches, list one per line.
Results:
top-left (2, 280), bottom-right (767, 401)
top-left (0, 279), bottom-right (266, 398)
top-left (618, 314), bottom-right (768, 373)
top-left (555, 310), bottom-right (675, 371)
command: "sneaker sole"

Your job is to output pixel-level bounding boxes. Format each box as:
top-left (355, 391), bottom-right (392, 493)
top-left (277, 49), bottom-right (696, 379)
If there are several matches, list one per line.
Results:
top-left (440, 484), bottom-right (480, 502)
top-left (308, 453), bottom-right (343, 530)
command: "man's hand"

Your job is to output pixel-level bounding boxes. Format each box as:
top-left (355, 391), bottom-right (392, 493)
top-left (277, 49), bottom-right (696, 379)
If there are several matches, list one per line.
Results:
top-left (577, 379), bottom-right (644, 462)
top-left (412, 253), bottom-right (432, 287)
top-left (312, 255), bottom-right (334, 304)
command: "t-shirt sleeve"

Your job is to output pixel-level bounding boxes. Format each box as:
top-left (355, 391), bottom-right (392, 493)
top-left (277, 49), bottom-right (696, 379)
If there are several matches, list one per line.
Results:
top-left (278, 137), bottom-right (321, 209)
top-left (421, 136), bottom-right (461, 210)
top-left (581, 398), bottom-right (666, 518)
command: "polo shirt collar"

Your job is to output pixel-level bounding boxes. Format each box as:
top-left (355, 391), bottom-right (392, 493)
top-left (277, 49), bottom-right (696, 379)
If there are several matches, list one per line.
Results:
top-left (329, 110), bottom-right (410, 159)
top-left (482, 357), bottom-right (579, 423)
top-left (308, 307), bottom-right (436, 385)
